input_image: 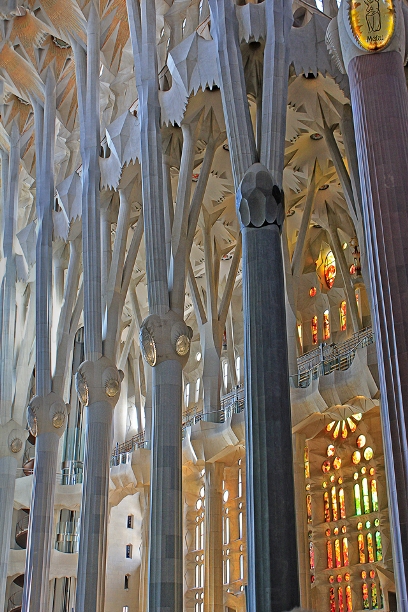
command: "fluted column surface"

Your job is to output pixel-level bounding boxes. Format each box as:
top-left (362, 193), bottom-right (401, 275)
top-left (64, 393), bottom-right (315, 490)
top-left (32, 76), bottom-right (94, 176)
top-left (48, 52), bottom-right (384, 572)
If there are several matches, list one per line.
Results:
top-left (348, 50), bottom-right (408, 609)
top-left (204, 462), bottom-right (224, 612)
top-left (0, 456), bottom-right (17, 606)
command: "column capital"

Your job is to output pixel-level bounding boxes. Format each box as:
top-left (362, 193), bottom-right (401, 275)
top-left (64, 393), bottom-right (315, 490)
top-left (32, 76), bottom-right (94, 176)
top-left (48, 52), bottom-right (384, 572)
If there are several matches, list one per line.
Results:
top-left (236, 163), bottom-right (285, 231)
top-left (139, 310), bottom-right (193, 367)
top-left (326, 0), bottom-right (405, 74)
top-left (75, 356), bottom-right (124, 407)
top-left (0, 419), bottom-right (28, 459)
top-left (27, 392), bottom-right (69, 438)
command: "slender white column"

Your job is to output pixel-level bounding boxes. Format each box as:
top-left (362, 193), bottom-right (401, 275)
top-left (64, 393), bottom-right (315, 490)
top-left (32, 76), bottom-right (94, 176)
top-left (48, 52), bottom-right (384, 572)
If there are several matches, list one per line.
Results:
top-left (204, 462), bottom-right (224, 612)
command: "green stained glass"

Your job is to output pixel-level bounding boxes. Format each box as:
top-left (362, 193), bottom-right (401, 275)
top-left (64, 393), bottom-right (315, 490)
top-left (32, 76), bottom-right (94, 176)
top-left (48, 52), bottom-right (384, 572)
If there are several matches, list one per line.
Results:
top-left (362, 583), bottom-right (369, 609)
top-left (362, 478), bottom-right (370, 514)
top-left (371, 479), bottom-right (379, 512)
top-left (375, 531), bottom-right (383, 561)
top-left (354, 483), bottom-right (362, 515)
top-left (371, 583), bottom-right (378, 609)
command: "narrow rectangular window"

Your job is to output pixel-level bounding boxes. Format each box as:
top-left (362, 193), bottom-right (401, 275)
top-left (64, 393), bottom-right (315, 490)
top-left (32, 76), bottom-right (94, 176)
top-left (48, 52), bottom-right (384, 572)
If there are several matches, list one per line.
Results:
top-left (238, 512), bottom-right (243, 539)
top-left (127, 515), bottom-right (133, 529)
top-left (126, 544), bottom-right (132, 559)
top-left (124, 575), bottom-right (129, 590)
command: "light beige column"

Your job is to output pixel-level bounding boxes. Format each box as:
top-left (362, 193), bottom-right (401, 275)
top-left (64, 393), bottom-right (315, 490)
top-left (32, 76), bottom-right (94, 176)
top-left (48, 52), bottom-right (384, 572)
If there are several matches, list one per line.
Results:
top-left (204, 462), bottom-right (224, 612)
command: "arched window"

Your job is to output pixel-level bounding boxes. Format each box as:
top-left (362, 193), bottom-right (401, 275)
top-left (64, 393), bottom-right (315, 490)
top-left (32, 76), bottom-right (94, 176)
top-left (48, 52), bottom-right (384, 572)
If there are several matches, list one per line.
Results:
top-left (323, 310), bottom-right (330, 340)
top-left (324, 250), bottom-right (336, 289)
top-left (223, 361), bottom-right (228, 390)
top-left (235, 356), bottom-right (241, 383)
top-left (312, 316), bottom-right (318, 345)
top-left (195, 379), bottom-right (200, 403)
top-left (340, 301), bottom-right (347, 331)
top-left (184, 383), bottom-right (190, 407)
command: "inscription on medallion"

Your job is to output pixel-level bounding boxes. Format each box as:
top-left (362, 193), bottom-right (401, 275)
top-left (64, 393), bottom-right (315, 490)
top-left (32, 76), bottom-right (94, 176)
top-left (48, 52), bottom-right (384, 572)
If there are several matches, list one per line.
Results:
top-left (349, 0), bottom-right (394, 51)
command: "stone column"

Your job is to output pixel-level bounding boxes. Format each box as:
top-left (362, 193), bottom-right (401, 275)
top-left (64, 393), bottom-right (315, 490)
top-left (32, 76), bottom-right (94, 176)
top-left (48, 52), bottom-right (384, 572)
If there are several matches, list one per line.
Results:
top-left (23, 394), bottom-right (68, 612)
top-left (204, 462), bottom-right (224, 612)
top-left (327, 4), bottom-right (408, 607)
top-left (209, 0), bottom-right (299, 609)
top-left (0, 423), bottom-right (26, 608)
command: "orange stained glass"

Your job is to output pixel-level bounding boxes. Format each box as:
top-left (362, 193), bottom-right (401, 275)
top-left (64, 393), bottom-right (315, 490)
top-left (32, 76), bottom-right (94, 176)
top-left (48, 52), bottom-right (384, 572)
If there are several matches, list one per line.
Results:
top-left (331, 487), bottom-right (338, 521)
top-left (330, 587), bottom-right (336, 612)
top-left (312, 315), bottom-right (318, 345)
top-left (342, 538), bottom-right (349, 566)
top-left (309, 286), bottom-right (317, 297)
top-left (325, 250), bottom-right (337, 289)
top-left (333, 457), bottom-right (342, 470)
top-left (345, 585), bottom-right (352, 612)
top-left (304, 446), bottom-right (310, 479)
top-left (340, 301), bottom-right (347, 331)
top-left (327, 540), bottom-right (333, 569)
top-left (339, 488), bottom-right (346, 519)
top-left (297, 323), bottom-right (303, 349)
top-left (324, 492), bottom-right (331, 522)
top-left (352, 450), bottom-right (361, 465)
top-left (322, 460), bottom-right (331, 473)
top-left (327, 444), bottom-right (335, 457)
top-left (358, 533), bottom-right (366, 563)
top-left (364, 447), bottom-right (374, 460)
top-left (326, 421), bottom-right (336, 432)
top-left (362, 583), bottom-right (369, 609)
top-left (323, 310), bottom-right (330, 340)
top-left (341, 420), bottom-right (348, 439)
top-left (333, 421), bottom-right (341, 439)
top-left (306, 494), bottom-right (312, 524)
top-left (371, 480), bottom-right (379, 512)
top-left (347, 417), bottom-right (357, 433)
top-left (367, 532), bottom-right (374, 563)
top-left (338, 587), bottom-right (344, 612)
top-left (335, 539), bottom-right (341, 568)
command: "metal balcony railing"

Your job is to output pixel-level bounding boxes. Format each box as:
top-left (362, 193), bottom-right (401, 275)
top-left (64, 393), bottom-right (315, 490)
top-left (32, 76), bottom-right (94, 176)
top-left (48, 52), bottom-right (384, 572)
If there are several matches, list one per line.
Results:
top-left (55, 520), bottom-right (80, 554)
top-left (110, 327), bottom-right (374, 463)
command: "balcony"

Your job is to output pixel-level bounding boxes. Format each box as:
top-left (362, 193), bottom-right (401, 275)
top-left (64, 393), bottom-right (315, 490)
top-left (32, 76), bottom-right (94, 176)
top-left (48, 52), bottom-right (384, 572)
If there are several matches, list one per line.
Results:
top-left (15, 512), bottom-right (29, 549)
top-left (8, 590), bottom-right (22, 612)
top-left (55, 520), bottom-right (80, 554)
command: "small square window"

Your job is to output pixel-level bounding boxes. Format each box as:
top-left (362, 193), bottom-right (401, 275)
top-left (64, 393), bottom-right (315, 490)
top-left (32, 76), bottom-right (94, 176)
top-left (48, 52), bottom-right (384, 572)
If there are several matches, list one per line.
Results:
top-left (127, 515), bottom-right (133, 529)
top-left (126, 544), bottom-right (132, 559)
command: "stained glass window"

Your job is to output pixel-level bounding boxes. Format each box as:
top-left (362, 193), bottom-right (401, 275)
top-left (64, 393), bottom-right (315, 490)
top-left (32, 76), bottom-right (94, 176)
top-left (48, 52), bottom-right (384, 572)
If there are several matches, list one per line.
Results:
top-left (335, 539), bottom-right (341, 568)
top-left (324, 492), bottom-right (331, 522)
top-left (371, 479), bottom-right (379, 512)
top-left (354, 483), bottom-right (362, 515)
top-left (306, 495), bottom-right (312, 523)
top-left (362, 583), bottom-right (369, 609)
top-left (327, 540), bottom-right (333, 569)
top-left (309, 540), bottom-right (315, 571)
top-left (347, 417), bottom-right (357, 433)
top-left (330, 587), bottom-right (336, 612)
top-left (341, 420), bottom-right (347, 439)
top-left (333, 421), bottom-right (341, 439)
top-left (358, 533), bottom-right (366, 563)
top-left (323, 310), bottom-right (330, 340)
top-left (325, 251), bottom-right (336, 289)
top-left (331, 487), bottom-right (338, 521)
top-left (304, 446), bottom-right (310, 478)
top-left (342, 538), bottom-right (349, 566)
top-left (333, 456), bottom-right (342, 470)
top-left (297, 323), bottom-right (303, 349)
top-left (312, 315), bottom-right (318, 345)
top-left (338, 586), bottom-right (344, 612)
top-left (357, 435), bottom-right (366, 448)
top-left (367, 532), bottom-right (375, 563)
top-left (345, 585), bottom-right (352, 612)
top-left (340, 301), bottom-right (347, 331)
top-left (371, 583), bottom-right (378, 609)
top-left (339, 488), bottom-right (346, 519)
top-left (362, 478), bottom-right (370, 514)
top-left (364, 447), bottom-right (374, 460)
top-left (327, 444), bottom-right (335, 457)
top-left (352, 450), bottom-right (361, 465)
top-left (322, 460), bottom-right (331, 473)
top-left (375, 531), bottom-right (383, 561)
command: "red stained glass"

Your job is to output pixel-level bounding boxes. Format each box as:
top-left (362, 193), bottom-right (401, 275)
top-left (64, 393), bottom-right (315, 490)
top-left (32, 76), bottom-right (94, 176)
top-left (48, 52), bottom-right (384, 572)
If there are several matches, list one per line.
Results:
top-left (309, 541), bottom-right (315, 571)
top-left (335, 539), bottom-right (341, 568)
top-left (324, 492), bottom-right (331, 522)
top-left (306, 494), bottom-right (312, 524)
top-left (325, 251), bottom-right (336, 289)
top-left (367, 532), bottom-right (374, 563)
top-left (312, 315), bottom-right (318, 345)
top-left (340, 301), bottom-right (347, 331)
top-left (362, 583), bottom-right (369, 609)
top-left (341, 420), bottom-right (348, 439)
top-left (327, 540), bottom-right (333, 569)
top-left (358, 533), bottom-right (366, 564)
top-left (333, 421), bottom-right (340, 439)
top-left (339, 488), bottom-right (346, 519)
top-left (304, 446), bottom-right (310, 479)
top-left (342, 538), bottom-right (349, 566)
top-left (331, 487), bottom-right (338, 521)
top-left (338, 586), bottom-right (344, 612)
top-left (309, 286), bottom-right (317, 297)
top-left (345, 585), bottom-right (352, 612)
top-left (330, 587), bottom-right (336, 612)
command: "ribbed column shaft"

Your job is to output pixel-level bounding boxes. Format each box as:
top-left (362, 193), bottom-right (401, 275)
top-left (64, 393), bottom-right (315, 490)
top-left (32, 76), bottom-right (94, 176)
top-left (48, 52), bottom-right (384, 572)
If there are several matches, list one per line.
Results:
top-left (22, 432), bottom-right (60, 612)
top-left (348, 50), bottom-right (408, 610)
top-left (148, 360), bottom-right (183, 612)
top-left (76, 401), bottom-right (113, 612)
top-left (204, 462), bottom-right (224, 612)
top-left (0, 456), bottom-right (17, 606)
top-left (139, 485), bottom-right (150, 612)
top-left (242, 224), bottom-right (299, 612)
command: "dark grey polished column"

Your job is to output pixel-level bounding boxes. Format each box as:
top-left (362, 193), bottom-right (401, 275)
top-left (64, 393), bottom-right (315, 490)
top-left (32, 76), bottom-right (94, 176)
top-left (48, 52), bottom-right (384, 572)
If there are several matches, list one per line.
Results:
top-left (348, 50), bottom-right (408, 610)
